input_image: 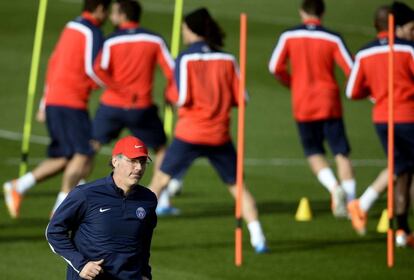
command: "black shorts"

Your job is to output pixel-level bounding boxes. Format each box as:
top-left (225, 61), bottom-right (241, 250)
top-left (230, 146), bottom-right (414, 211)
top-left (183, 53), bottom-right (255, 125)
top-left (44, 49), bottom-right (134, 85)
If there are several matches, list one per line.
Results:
top-left (160, 138), bottom-right (237, 185)
top-left (296, 118), bottom-right (351, 157)
top-left (375, 123), bottom-right (414, 175)
top-left (93, 104), bottom-right (167, 149)
top-left (46, 106), bottom-right (94, 158)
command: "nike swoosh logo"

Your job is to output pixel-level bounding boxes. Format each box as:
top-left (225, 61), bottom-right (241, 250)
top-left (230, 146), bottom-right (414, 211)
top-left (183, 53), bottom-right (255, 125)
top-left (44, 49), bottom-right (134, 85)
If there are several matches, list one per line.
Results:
top-left (134, 145), bottom-right (143, 148)
top-left (99, 208), bottom-right (111, 213)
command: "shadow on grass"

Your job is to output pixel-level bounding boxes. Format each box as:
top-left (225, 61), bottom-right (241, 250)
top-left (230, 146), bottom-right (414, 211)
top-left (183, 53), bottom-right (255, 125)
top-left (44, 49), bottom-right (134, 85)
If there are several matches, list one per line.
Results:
top-left (0, 217), bottom-right (50, 243)
top-left (266, 236), bottom-right (385, 254)
top-left (152, 236), bottom-right (384, 253)
top-left (159, 199), bottom-right (333, 220)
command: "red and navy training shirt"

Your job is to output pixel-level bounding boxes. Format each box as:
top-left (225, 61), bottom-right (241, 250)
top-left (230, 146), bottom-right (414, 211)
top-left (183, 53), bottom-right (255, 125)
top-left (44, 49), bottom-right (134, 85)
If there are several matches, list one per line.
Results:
top-left (346, 32), bottom-right (414, 123)
top-left (268, 19), bottom-right (353, 122)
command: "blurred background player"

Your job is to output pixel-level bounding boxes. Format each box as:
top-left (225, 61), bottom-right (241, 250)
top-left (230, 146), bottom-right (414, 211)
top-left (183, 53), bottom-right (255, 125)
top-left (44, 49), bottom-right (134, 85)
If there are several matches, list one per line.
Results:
top-left (347, 1), bottom-right (414, 236)
top-left (346, 5), bottom-right (414, 245)
top-left (92, 0), bottom-right (174, 186)
top-left (268, 0), bottom-right (355, 217)
top-left (149, 8), bottom-right (268, 253)
top-left (3, 0), bottom-right (111, 218)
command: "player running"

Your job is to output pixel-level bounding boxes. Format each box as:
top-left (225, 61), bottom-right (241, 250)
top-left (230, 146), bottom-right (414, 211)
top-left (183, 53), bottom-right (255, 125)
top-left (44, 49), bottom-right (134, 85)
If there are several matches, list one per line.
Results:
top-left (3, 0), bottom-right (111, 218)
top-left (92, 0), bottom-right (174, 185)
top-left (268, 0), bottom-right (355, 217)
top-left (346, 4), bottom-right (414, 243)
top-left (149, 7), bottom-right (268, 253)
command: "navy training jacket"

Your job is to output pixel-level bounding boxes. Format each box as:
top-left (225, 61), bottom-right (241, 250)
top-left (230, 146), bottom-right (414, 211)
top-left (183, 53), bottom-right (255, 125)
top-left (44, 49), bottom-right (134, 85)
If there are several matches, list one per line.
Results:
top-left (46, 174), bottom-right (157, 280)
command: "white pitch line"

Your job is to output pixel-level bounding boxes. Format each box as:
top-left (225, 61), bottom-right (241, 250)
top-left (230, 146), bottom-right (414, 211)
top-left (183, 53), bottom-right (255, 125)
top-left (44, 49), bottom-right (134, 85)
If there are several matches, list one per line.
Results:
top-left (0, 128), bottom-right (386, 167)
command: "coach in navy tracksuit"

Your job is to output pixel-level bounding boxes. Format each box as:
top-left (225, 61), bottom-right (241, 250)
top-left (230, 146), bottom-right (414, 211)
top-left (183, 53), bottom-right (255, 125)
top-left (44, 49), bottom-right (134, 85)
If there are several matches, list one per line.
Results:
top-left (46, 136), bottom-right (157, 280)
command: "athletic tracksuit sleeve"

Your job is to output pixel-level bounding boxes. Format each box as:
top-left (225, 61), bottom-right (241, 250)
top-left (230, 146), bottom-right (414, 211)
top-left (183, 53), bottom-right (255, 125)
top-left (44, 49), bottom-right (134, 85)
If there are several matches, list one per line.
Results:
top-left (345, 55), bottom-right (370, 100)
top-left (141, 208), bottom-right (157, 279)
top-left (46, 188), bottom-right (89, 274)
top-left (165, 53), bottom-right (183, 105)
top-left (333, 36), bottom-right (353, 76)
top-left (268, 34), bottom-right (291, 87)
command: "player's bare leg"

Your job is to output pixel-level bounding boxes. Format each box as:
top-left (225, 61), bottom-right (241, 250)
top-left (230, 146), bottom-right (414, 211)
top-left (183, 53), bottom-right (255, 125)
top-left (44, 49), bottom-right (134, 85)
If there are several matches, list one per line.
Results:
top-left (228, 184), bottom-right (267, 252)
top-left (50, 154), bottom-right (92, 216)
top-left (3, 157), bottom-right (67, 218)
top-left (335, 154), bottom-right (356, 202)
top-left (307, 154), bottom-right (346, 217)
top-left (149, 145), bottom-right (166, 188)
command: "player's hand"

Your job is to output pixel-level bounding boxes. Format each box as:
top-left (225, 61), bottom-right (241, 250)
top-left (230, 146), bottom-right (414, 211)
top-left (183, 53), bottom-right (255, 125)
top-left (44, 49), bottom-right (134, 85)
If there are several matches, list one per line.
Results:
top-left (79, 259), bottom-right (104, 280)
top-left (36, 109), bottom-right (46, 123)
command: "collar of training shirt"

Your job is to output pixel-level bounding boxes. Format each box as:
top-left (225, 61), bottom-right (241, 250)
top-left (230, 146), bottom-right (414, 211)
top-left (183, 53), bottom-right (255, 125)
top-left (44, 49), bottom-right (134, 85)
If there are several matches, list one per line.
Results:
top-left (377, 31), bottom-right (389, 39)
top-left (81, 11), bottom-right (100, 26)
top-left (188, 41), bottom-right (211, 53)
top-left (106, 174), bottom-right (141, 197)
top-left (303, 18), bottom-right (321, 26)
top-left (119, 21), bottom-right (139, 30)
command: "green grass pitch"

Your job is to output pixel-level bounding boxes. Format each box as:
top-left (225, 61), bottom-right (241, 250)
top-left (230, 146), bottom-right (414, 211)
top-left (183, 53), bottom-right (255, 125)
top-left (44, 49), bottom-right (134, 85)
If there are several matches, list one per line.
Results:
top-left (0, 0), bottom-right (413, 279)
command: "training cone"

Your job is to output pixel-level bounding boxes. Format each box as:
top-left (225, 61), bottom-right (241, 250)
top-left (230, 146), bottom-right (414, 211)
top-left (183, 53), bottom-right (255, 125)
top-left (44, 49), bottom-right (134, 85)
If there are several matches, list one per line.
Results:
top-left (295, 197), bottom-right (312, 221)
top-left (377, 209), bottom-right (389, 233)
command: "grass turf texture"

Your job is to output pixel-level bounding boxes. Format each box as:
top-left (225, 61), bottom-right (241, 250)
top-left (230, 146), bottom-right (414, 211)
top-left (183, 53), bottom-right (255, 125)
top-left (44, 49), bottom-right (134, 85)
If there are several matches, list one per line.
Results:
top-left (0, 0), bottom-right (413, 279)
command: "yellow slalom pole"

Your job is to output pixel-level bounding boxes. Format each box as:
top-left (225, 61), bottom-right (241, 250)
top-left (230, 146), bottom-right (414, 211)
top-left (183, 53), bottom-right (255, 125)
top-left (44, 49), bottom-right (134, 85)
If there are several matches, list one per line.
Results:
top-left (19, 0), bottom-right (48, 177)
top-left (164, 0), bottom-right (184, 139)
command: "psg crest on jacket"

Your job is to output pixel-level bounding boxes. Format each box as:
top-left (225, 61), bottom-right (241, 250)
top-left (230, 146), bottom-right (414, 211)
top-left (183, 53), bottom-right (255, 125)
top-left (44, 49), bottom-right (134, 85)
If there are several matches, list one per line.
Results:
top-left (136, 207), bottom-right (146, 219)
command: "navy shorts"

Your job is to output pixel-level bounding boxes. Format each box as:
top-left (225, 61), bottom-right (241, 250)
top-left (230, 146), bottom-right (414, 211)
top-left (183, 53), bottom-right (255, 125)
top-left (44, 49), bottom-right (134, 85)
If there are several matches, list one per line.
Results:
top-left (93, 104), bottom-right (167, 149)
top-left (375, 123), bottom-right (414, 175)
top-left (296, 118), bottom-right (351, 157)
top-left (46, 106), bottom-right (94, 158)
top-left (160, 138), bottom-right (237, 185)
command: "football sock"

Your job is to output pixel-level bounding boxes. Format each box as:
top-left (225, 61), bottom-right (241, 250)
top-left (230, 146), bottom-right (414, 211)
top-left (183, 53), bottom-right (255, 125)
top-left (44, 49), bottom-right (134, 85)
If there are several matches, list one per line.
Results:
top-left (157, 189), bottom-right (171, 209)
top-left (51, 192), bottom-right (68, 214)
top-left (317, 168), bottom-right (338, 193)
top-left (396, 213), bottom-right (411, 234)
top-left (248, 220), bottom-right (266, 247)
top-left (359, 186), bottom-right (379, 212)
top-left (16, 172), bottom-right (36, 194)
top-left (341, 179), bottom-right (356, 202)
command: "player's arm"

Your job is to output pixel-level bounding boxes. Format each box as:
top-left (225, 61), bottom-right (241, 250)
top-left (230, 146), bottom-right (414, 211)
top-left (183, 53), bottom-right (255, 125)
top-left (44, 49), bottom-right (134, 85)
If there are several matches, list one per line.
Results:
top-left (140, 201), bottom-right (157, 280)
top-left (268, 33), bottom-right (291, 87)
top-left (93, 49), bottom-right (130, 93)
top-left (165, 54), bottom-right (190, 107)
top-left (156, 38), bottom-right (175, 87)
top-left (230, 58), bottom-right (248, 106)
top-left (333, 36), bottom-right (354, 77)
top-left (46, 188), bottom-right (91, 276)
top-left (345, 56), bottom-right (370, 100)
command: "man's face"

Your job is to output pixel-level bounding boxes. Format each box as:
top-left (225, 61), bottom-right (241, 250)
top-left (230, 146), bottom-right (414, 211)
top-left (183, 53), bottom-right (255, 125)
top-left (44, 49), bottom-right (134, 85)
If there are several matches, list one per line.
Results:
top-left (397, 21), bottom-right (414, 41)
top-left (182, 22), bottom-right (194, 45)
top-left (94, 4), bottom-right (109, 25)
top-left (110, 3), bottom-right (123, 27)
top-left (112, 155), bottom-right (147, 186)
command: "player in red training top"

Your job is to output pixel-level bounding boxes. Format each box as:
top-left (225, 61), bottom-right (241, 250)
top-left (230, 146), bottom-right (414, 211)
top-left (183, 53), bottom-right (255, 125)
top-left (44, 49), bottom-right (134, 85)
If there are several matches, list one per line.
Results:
top-left (3, 0), bottom-right (111, 218)
top-left (268, 0), bottom-right (355, 218)
top-left (150, 8), bottom-right (268, 253)
top-left (346, 5), bottom-right (414, 244)
top-left (92, 0), bottom-right (173, 185)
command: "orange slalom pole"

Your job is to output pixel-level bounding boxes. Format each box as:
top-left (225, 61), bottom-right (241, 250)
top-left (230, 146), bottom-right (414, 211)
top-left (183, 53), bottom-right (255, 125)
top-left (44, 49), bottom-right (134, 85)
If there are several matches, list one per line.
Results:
top-left (235, 13), bottom-right (247, 267)
top-left (387, 13), bottom-right (395, 268)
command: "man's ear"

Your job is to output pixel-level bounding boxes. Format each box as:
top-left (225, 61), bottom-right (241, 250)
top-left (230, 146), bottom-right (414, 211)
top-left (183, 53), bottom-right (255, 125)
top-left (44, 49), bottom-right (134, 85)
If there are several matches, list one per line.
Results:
top-left (112, 156), bottom-right (118, 167)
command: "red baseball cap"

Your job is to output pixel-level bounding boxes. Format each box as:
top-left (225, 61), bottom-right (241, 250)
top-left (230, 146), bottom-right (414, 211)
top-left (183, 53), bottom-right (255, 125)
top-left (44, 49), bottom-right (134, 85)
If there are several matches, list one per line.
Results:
top-left (112, 136), bottom-right (149, 159)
